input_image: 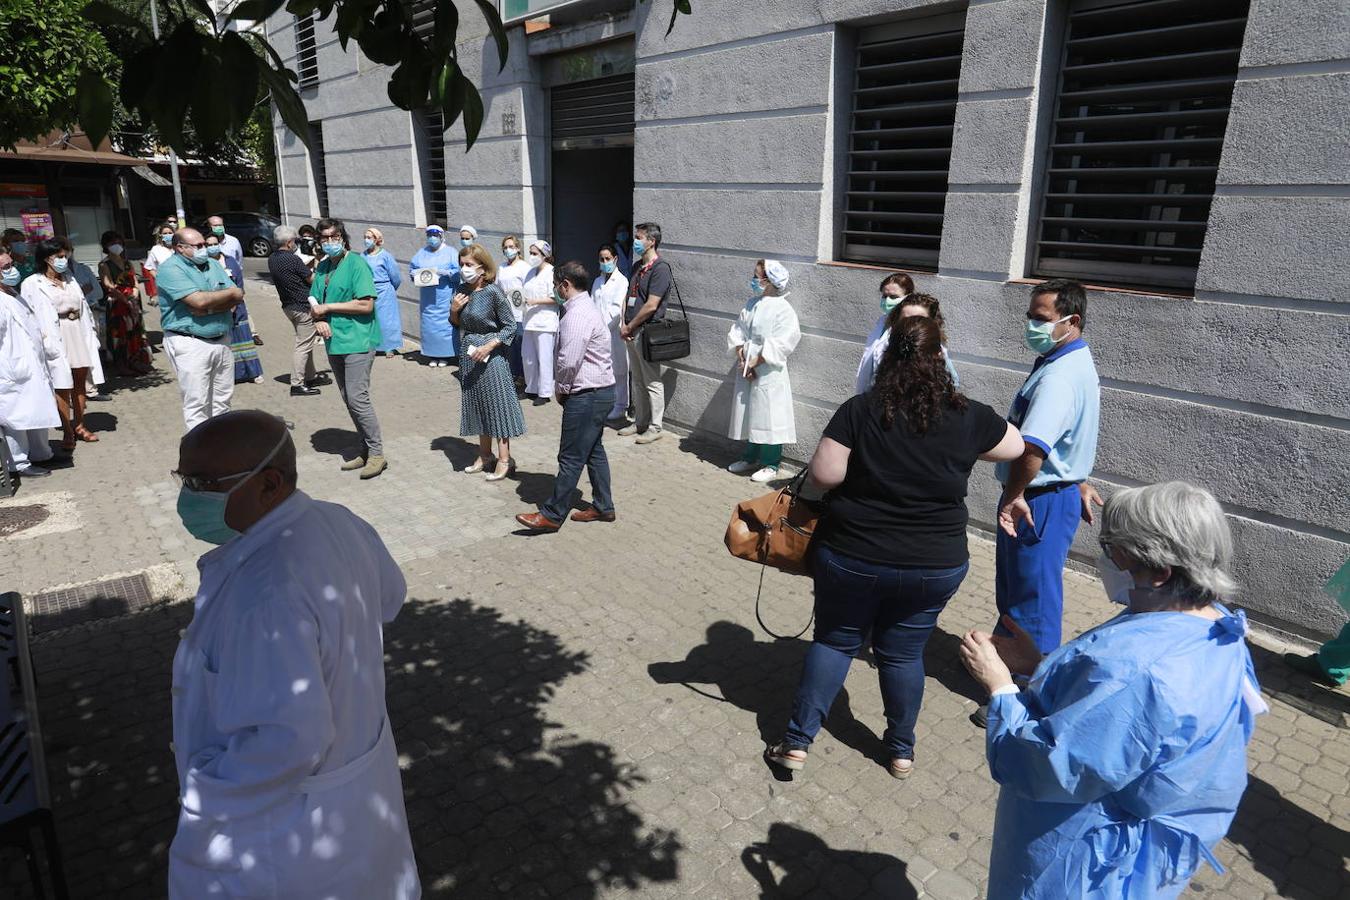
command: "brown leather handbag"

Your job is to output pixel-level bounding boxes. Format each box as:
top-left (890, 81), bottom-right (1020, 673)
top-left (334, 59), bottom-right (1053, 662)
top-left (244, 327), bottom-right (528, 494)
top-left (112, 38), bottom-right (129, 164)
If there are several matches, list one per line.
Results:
top-left (725, 469), bottom-right (820, 576)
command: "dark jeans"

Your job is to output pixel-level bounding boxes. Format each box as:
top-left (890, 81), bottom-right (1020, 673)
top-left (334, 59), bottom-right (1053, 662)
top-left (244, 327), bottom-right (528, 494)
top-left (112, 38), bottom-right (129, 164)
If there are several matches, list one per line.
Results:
top-left (540, 385), bottom-right (615, 525)
top-left (784, 544), bottom-right (969, 760)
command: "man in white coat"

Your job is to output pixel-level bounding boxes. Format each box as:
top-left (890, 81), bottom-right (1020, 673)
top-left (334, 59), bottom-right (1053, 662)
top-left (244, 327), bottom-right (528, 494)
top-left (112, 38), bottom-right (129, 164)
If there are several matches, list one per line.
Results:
top-left (169, 410), bottom-right (420, 898)
top-left (0, 251), bottom-right (61, 478)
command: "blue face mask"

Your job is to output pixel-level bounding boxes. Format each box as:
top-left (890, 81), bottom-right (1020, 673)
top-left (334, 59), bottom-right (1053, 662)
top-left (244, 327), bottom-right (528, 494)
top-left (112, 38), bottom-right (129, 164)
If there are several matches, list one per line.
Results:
top-left (206, 245), bottom-right (222, 257)
top-left (632, 238), bottom-right (644, 256)
top-left (1, 266), bottom-right (20, 287)
top-left (504, 247), bottom-right (518, 260)
top-left (321, 241), bottom-right (344, 258)
top-left (160, 233), bottom-right (173, 245)
top-left (880, 293), bottom-right (904, 313)
top-left (460, 238), bottom-right (473, 248)
top-left (363, 237), bottom-right (376, 250)
top-left (553, 286), bottom-right (566, 305)
top-left (1025, 315), bottom-right (1071, 355)
top-left (600, 260), bottom-right (615, 275)
top-left (750, 277), bottom-right (764, 296)
top-left (175, 432), bottom-right (288, 545)
top-left (192, 247), bottom-right (209, 264)
top-left (51, 257), bottom-right (70, 274)
top-left (427, 235), bottom-right (442, 249)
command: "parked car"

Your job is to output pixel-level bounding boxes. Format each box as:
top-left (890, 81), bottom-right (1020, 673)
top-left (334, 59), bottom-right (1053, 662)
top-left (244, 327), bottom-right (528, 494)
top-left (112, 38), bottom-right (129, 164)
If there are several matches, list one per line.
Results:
top-left (196, 211), bottom-right (282, 257)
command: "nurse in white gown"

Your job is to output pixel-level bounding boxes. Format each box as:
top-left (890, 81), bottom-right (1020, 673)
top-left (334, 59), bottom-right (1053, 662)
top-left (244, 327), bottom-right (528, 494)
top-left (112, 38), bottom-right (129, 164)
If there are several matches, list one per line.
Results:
top-left (855, 285), bottom-right (959, 395)
top-left (0, 256), bottom-right (61, 475)
top-left (169, 412), bottom-right (420, 899)
top-left (591, 243), bottom-right (630, 423)
top-left (726, 259), bottom-right (801, 484)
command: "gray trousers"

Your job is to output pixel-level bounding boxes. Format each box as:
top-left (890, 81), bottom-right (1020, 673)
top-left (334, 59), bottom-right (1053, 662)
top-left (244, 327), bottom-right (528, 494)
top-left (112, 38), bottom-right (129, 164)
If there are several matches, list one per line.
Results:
top-left (284, 306), bottom-right (322, 386)
top-left (328, 349), bottom-right (383, 457)
top-left (625, 334), bottom-right (665, 433)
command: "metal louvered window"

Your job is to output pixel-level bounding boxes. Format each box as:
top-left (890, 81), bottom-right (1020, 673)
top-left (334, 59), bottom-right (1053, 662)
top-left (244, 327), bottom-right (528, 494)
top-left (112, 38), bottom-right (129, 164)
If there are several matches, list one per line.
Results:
top-left (550, 73), bottom-right (635, 150)
top-left (295, 13), bottom-right (319, 88)
top-left (308, 121), bottom-right (329, 217)
top-left (843, 14), bottom-right (964, 269)
top-left (1033, 0), bottom-right (1249, 291)
top-left (406, 0), bottom-right (435, 43)
top-left (415, 108), bottom-right (448, 226)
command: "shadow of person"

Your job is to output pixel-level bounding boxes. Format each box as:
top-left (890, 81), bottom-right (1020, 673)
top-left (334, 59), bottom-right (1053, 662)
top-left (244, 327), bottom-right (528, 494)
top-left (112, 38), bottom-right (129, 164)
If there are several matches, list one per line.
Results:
top-left (82, 411), bottom-right (118, 434)
top-left (923, 627), bottom-right (988, 704)
top-left (309, 427), bottom-right (359, 456)
top-left (1227, 774), bottom-right (1350, 895)
top-left (741, 822), bottom-right (915, 898)
top-left (429, 436), bottom-right (481, 471)
top-left (1246, 640), bottom-right (1350, 727)
top-left (648, 621), bottom-right (884, 767)
top-left (515, 470), bottom-right (570, 507)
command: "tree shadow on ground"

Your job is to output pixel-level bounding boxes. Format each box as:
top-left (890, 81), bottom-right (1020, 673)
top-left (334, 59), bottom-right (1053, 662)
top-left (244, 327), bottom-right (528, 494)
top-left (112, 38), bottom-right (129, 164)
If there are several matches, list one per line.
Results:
top-left (81, 412), bottom-right (118, 434)
top-left (103, 369), bottom-right (173, 394)
top-left (741, 822), bottom-right (915, 898)
top-left (309, 427), bottom-right (359, 456)
top-left (648, 622), bottom-right (886, 771)
top-left (2, 596), bottom-right (680, 898)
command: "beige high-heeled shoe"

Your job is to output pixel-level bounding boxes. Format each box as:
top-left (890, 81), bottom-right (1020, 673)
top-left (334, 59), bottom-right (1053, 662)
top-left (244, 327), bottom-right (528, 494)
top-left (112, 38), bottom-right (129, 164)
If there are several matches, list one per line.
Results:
top-left (463, 455), bottom-right (493, 474)
top-left (485, 458), bottom-right (516, 482)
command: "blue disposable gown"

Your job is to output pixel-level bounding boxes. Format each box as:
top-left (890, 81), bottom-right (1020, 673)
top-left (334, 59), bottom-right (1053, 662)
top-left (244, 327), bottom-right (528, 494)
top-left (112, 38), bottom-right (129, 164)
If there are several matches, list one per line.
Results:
top-left (366, 249), bottom-right (404, 352)
top-left (409, 244), bottom-right (459, 358)
top-left (985, 605), bottom-right (1264, 899)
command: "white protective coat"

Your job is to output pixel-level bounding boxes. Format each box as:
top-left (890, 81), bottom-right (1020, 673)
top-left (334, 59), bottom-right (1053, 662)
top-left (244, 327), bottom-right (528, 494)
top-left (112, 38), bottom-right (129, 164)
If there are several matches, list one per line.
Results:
top-left (0, 290), bottom-right (61, 430)
top-left (726, 292), bottom-right (801, 445)
top-left (169, 491), bottom-right (421, 899)
top-left (19, 273), bottom-right (104, 390)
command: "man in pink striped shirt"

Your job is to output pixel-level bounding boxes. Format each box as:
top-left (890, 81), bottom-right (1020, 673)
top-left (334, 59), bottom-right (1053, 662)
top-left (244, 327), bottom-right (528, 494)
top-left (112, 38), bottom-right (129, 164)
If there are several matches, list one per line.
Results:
top-left (515, 261), bottom-right (617, 533)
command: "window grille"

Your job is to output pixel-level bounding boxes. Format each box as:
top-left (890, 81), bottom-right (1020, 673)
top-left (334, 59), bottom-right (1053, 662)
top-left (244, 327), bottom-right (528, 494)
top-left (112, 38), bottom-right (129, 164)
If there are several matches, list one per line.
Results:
top-left (308, 121), bottom-right (329, 217)
top-left (550, 73), bottom-right (636, 150)
top-left (1033, 0), bottom-right (1249, 290)
top-left (415, 108), bottom-right (448, 226)
top-left (295, 13), bottom-right (319, 88)
top-left (407, 1), bottom-right (436, 43)
top-left (843, 14), bottom-right (965, 269)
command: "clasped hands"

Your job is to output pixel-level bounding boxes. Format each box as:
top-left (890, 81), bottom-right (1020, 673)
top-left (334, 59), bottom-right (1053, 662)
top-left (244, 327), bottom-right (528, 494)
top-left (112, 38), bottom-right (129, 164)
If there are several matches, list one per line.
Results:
top-left (959, 615), bottom-right (1042, 696)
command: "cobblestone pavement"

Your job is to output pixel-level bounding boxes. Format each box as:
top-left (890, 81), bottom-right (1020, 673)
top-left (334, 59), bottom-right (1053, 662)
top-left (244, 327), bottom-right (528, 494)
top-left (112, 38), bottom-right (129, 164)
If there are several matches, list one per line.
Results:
top-left (3, 262), bottom-right (1347, 898)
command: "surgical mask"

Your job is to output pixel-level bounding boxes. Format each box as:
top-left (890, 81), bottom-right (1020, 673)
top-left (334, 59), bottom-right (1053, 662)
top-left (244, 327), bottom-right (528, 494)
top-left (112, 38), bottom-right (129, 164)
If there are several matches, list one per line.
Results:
top-left (632, 238), bottom-right (644, 256)
top-left (427, 235), bottom-right (442, 248)
top-left (528, 252), bottom-right (542, 266)
top-left (460, 265), bottom-right (481, 284)
top-left (107, 243), bottom-right (124, 256)
top-left (880, 293), bottom-right (903, 313)
top-left (175, 431), bottom-right (288, 545)
top-left (460, 238), bottom-right (473, 248)
top-left (206, 245), bottom-right (222, 257)
top-left (321, 241), bottom-right (344, 258)
top-left (553, 286), bottom-right (566, 305)
top-left (599, 260), bottom-right (615, 275)
top-left (192, 247), bottom-right (210, 264)
top-left (1, 267), bottom-right (19, 287)
top-left (160, 234), bottom-right (173, 245)
top-left (504, 247), bottom-right (518, 260)
top-left (363, 237), bottom-right (376, 250)
top-left (1098, 552), bottom-right (1136, 606)
top-left (1025, 315), bottom-right (1072, 354)
top-left (750, 277), bottom-right (765, 296)
top-left (51, 257), bottom-right (69, 273)
top-left (211, 225), bottom-right (225, 236)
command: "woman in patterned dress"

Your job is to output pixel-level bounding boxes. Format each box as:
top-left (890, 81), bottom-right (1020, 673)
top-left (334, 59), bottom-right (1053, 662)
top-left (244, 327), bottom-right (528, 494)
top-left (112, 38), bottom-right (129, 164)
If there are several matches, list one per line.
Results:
top-left (451, 243), bottom-right (525, 482)
top-left (206, 233), bottom-right (263, 384)
top-left (97, 230), bottom-right (153, 376)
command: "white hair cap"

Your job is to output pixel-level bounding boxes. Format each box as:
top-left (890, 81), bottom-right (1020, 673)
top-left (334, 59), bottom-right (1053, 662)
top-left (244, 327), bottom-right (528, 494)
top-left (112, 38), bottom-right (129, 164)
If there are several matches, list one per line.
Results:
top-left (529, 239), bottom-right (552, 257)
top-left (763, 259), bottom-right (789, 291)
top-left (460, 224), bottom-right (478, 238)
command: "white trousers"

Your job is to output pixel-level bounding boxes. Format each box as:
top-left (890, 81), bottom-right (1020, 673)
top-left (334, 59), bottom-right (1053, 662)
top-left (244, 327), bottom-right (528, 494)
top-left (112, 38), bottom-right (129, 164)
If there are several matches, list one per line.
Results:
top-left (163, 332), bottom-right (234, 432)
top-left (522, 330), bottom-right (556, 397)
top-left (3, 427), bottom-right (53, 472)
top-left (608, 326), bottom-right (629, 418)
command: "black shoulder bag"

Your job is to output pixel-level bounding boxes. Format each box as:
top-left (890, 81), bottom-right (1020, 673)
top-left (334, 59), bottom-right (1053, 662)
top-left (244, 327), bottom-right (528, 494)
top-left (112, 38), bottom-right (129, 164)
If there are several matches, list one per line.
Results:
top-left (639, 261), bottom-right (690, 363)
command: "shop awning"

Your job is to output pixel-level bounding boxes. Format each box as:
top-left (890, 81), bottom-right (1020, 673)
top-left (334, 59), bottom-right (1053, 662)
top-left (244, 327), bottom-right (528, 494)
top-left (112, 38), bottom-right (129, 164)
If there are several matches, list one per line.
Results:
top-left (0, 131), bottom-right (145, 167)
top-left (131, 165), bottom-right (173, 187)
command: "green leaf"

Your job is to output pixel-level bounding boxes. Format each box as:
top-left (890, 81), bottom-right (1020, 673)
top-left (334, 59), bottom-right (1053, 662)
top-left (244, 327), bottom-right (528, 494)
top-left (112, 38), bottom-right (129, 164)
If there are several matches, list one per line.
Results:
top-left (240, 30), bottom-right (298, 84)
top-left (387, 54), bottom-right (432, 110)
top-left (225, 0), bottom-right (287, 21)
top-left (191, 43), bottom-right (232, 143)
top-left (119, 44), bottom-right (160, 109)
top-left (76, 68), bottom-right (114, 147)
top-left (440, 62), bottom-right (466, 127)
top-left (432, 0), bottom-right (459, 53)
top-left (334, 1), bottom-right (366, 51)
top-left (461, 75), bottom-right (485, 150)
top-left (259, 63), bottom-right (310, 149)
top-left (181, 0), bottom-right (219, 26)
top-left (474, 0), bottom-right (509, 72)
top-left (356, 22), bottom-right (402, 66)
top-left (667, 0), bottom-right (691, 37)
top-left (81, 1), bottom-right (150, 35)
top-left (221, 32), bottom-right (262, 128)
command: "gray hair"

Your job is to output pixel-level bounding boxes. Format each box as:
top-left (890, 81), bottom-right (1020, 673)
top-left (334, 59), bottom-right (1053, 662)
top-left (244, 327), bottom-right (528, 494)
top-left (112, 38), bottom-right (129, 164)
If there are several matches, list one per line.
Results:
top-left (273, 225), bottom-right (297, 244)
top-left (1100, 481), bottom-right (1238, 607)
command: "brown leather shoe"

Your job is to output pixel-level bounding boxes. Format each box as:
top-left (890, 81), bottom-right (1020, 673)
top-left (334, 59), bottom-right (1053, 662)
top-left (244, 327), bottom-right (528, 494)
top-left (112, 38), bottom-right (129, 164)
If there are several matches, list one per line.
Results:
top-left (515, 512), bottom-right (561, 533)
top-left (570, 507), bottom-right (616, 523)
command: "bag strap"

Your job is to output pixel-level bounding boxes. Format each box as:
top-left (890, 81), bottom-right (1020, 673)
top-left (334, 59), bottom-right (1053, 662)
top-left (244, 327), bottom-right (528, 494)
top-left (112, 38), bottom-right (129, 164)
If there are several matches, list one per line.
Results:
top-left (657, 260), bottom-right (687, 319)
top-left (754, 565), bottom-right (814, 641)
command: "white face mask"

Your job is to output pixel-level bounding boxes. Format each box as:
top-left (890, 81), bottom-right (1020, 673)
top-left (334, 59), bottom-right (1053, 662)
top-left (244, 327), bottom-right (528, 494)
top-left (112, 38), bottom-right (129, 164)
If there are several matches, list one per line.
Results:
top-left (528, 253), bottom-right (542, 266)
top-left (1, 266), bottom-right (20, 287)
top-left (1098, 551), bottom-right (1137, 605)
top-left (107, 243), bottom-right (124, 256)
top-left (460, 265), bottom-right (481, 284)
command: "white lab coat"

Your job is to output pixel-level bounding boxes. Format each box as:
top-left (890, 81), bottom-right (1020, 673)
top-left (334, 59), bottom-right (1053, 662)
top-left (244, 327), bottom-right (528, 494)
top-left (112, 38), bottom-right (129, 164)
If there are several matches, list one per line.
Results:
top-left (591, 270), bottom-right (629, 328)
top-left (854, 312), bottom-right (959, 394)
top-left (170, 491), bottom-right (421, 899)
top-left (19, 273), bottom-right (104, 390)
top-left (727, 292), bottom-right (800, 445)
top-left (0, 290), bottom-right (60, 430)
top-left (521, 264), bottom-right (558, 332)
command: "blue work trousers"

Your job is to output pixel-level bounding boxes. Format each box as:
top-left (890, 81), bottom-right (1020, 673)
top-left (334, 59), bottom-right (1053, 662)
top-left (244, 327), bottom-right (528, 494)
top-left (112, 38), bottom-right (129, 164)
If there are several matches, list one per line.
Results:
top-left (994, 483), bottom-right (1082, 653)
top-left (785, 544), bottom-right (969, 760)
top-left (540, 385), bottom-right (615, 525)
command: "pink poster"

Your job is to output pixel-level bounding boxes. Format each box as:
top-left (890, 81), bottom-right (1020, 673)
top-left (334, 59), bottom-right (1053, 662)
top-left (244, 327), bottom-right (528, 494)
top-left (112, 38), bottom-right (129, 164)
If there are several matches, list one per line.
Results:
top-left (21, 210), bottom-right (54, 240)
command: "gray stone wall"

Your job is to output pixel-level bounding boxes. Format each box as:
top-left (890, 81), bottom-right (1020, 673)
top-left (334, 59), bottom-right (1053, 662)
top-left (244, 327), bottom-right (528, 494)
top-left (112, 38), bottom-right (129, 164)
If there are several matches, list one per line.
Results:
top-left (268, 0), bottom-right (1350, 636)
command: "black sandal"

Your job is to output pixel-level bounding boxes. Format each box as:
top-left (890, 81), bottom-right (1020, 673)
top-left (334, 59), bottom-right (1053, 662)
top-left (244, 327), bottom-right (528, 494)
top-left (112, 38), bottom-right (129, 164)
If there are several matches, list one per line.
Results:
top-left (764, 742), bottom-right (806, 771)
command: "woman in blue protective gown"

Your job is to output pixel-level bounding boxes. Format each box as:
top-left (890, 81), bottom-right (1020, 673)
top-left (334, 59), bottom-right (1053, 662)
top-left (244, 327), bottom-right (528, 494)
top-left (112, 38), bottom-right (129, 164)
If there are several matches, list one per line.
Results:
top-left (960, 481), bottom-right (1265, 900)
top-left (409, 224), bottom-right (459, 366)
top-left (362, 227), bottom-right (404, 355)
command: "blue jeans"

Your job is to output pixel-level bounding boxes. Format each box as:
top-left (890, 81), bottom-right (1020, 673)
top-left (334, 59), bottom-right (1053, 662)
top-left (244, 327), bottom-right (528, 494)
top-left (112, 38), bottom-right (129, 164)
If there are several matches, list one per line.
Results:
top-left (994, 483), bottom-right (1081, 653)
top-left (784, 545), bottom-right (969, 760)
top-left (540, 385), bottom-right (615, 525)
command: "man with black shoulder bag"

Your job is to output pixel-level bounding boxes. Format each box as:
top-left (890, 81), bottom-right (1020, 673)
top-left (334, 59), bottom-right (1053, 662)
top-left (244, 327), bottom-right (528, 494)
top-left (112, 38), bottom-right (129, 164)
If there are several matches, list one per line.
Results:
top-left (618, 221), bottom-right (688, 445)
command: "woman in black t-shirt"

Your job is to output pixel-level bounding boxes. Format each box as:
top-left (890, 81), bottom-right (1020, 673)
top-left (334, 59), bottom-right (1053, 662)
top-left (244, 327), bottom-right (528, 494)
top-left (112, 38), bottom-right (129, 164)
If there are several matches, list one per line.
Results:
top-left (766, 316), bottom-right (1023, 779)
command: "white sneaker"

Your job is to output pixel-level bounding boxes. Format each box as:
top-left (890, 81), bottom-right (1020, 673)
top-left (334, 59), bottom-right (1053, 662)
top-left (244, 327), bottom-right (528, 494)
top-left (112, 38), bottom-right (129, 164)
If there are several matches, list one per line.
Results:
top-left (727, 460), bottom-right (757, 475)
top-left (634, 429), bottom-right (664, 445)
top-left (750, 466), bottom-right (779, 483)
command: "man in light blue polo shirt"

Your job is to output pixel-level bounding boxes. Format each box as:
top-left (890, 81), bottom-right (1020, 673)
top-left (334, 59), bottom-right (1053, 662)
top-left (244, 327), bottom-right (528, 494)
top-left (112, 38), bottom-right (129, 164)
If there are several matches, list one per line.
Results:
top-left (992, 279), bottom-right (1102, 654)
top-left (156, 228), bottom-right (243, 431)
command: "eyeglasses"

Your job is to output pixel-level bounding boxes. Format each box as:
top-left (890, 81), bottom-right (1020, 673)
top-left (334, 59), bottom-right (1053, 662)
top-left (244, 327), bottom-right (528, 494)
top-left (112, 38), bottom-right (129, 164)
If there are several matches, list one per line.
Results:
top-left (171, 469), bottom-right (254, 492)
top-left (181, 242), bottom-right (206, 250)
top-left (1099, 539), bottom-right (1115, 558)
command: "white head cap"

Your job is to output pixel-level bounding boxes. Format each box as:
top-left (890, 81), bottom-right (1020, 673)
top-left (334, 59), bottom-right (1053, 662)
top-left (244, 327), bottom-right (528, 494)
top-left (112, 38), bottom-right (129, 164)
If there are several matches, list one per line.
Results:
top-left (529, 240), bottom-right (552, 258)
top-left (460, 224), bottom-right (478, 238)
top-left (763, 259), bottom-right (789, 291)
